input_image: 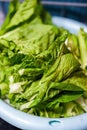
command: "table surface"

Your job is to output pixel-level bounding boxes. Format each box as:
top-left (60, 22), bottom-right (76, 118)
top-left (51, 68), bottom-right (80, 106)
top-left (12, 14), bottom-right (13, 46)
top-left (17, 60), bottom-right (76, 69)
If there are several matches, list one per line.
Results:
top-left (0, 118), bottom-right (21, 130)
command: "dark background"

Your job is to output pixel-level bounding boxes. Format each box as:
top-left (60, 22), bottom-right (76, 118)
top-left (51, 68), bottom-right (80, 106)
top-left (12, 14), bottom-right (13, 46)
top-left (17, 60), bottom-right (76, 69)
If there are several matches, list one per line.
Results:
top-left (43, 0), bottom-right (87, 24)
top-left (0, 118), bottom-right (20, 130)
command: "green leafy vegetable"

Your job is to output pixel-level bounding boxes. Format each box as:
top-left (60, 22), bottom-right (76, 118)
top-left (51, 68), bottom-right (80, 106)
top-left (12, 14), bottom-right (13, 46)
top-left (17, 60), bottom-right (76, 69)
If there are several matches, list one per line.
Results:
top-left (0, 0), bottom-right (20, 34)
top-left (0, 0), bottom-right (87, 118)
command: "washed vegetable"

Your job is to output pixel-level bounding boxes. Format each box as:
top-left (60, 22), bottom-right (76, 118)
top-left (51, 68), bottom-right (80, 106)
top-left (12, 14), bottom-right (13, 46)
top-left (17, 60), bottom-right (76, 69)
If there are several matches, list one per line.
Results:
top-left (0, 0), bottom-right (87, 118)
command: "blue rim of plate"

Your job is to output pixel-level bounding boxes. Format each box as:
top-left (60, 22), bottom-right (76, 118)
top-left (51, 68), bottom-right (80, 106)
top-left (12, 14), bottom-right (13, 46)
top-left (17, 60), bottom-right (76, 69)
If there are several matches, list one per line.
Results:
top-left (52, 16), bottom-right (87, 34)
top-left (0, 16), bottom-right (87, 130)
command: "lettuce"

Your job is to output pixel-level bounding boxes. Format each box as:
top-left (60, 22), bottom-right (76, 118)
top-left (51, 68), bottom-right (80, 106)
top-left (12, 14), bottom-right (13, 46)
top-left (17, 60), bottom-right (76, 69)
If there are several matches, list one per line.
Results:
top-left (0, 0), bottom-right (87, 118)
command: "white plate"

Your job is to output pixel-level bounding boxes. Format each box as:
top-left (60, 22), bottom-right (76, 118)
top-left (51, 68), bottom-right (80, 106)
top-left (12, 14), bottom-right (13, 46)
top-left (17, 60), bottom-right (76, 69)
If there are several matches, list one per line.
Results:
top-left (52, 16), bottom-right (87, 34)
top-left (0, 16), bottom-right (87, 130)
